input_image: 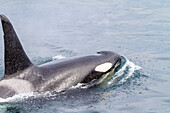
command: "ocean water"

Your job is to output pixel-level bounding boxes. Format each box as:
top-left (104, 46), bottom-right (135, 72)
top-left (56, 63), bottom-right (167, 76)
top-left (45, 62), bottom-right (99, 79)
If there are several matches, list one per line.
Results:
top-left (0, 0), bottom-right (170, 113)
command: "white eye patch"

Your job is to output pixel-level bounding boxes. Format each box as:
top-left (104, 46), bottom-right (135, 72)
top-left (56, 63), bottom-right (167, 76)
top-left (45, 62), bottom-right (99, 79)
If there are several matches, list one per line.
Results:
top-left (95, 62), bottom-right (113, 72)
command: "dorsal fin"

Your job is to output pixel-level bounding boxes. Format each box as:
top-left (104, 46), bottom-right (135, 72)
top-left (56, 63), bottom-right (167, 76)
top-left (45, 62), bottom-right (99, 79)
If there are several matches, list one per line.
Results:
top-left (0, 15), bottom-right (32, 76)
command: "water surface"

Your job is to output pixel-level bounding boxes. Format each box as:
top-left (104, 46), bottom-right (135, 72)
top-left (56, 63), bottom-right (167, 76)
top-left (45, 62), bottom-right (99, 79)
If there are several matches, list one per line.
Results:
top-left (0, 0), bottom-right (170, 113)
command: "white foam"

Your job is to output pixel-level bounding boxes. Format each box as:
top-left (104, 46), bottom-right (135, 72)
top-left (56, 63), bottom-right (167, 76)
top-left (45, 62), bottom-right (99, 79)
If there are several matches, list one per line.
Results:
top-left (70, 83), bottom-right (89, 89)
top-left (0, 92), bottom-right (34, 103)
top-left (0, 91), bottom-right (57, 103)
top-left (110, 56), bottom-right (142, 85)
top-left (52, 55), bottom-right (66, 60)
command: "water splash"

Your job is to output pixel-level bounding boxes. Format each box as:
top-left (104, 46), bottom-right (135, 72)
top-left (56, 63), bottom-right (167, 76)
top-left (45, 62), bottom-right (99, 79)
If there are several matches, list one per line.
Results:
top-left (108, 56), bottom-right (142, 86)
top-left (52, 55), bottom-right (66, 60)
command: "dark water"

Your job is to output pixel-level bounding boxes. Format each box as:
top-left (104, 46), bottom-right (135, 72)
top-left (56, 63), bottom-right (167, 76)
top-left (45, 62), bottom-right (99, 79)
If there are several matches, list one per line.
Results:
top-left (0, 0), bottom-right (170, 113)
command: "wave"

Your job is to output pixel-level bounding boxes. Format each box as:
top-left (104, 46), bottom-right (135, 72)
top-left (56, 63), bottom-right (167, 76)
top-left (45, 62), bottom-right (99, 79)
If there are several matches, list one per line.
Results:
top-left (107, 56), bottom-right (142, 86)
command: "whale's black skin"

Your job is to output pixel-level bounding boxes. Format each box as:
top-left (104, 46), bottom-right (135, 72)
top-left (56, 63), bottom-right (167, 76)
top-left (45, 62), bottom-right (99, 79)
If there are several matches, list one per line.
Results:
top-left (0, 15), bottom-right (121, 99)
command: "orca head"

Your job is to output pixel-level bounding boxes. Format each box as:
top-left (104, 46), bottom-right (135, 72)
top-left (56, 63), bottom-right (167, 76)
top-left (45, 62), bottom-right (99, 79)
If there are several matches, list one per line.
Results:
top-left (81, 51), bottom-right (121, 84)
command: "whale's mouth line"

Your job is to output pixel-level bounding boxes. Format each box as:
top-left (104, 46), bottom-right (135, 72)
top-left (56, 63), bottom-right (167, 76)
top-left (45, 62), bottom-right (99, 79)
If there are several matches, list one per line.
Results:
top-left (96, 59), bottom-right (121, 85)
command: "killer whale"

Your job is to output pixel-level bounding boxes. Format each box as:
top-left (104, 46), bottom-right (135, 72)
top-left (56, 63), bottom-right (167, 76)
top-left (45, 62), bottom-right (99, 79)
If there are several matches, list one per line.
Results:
top-left (0, 15), bottom-right (121, 99)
